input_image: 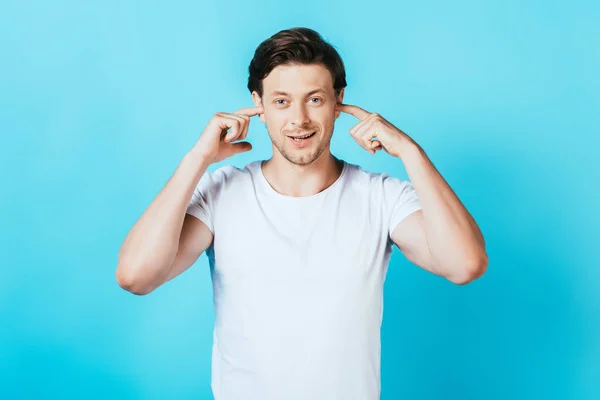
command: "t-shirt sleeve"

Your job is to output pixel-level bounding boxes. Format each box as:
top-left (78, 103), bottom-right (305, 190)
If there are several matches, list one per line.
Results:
top-left (186, 169), bottom-right (224, 234)
top-left (381, 173), bottom-right (422, 237)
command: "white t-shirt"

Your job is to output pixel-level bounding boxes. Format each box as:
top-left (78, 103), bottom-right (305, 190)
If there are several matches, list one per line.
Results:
top-left (186, 159), bottom-right (421, 400)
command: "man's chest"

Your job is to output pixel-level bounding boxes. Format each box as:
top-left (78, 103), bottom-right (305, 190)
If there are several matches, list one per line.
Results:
top-left (211, 199), bottom-right (391, 289)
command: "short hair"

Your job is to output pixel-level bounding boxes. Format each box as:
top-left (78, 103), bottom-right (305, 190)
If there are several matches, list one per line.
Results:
top-left (247, 27), bottom-right (347, 98)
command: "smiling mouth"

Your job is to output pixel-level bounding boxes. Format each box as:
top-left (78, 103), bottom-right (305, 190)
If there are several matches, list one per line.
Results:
top-left (288, 132), bottom-right (316, 141)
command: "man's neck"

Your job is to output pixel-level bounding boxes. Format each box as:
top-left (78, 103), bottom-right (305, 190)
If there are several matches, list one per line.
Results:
top-left (261, 152), bottom-right (343, 197)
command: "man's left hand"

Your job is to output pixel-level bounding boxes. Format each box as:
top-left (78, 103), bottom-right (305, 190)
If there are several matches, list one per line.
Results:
top-left (336, 103), bottom-right (416, 158)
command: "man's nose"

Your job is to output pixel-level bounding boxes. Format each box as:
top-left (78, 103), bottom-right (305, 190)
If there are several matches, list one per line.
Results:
top-left (290, 103), bottom-right (310, 127)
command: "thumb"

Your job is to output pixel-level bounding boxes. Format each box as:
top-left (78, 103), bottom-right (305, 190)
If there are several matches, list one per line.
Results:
top-left (228, 141), bottom-right (253, 156)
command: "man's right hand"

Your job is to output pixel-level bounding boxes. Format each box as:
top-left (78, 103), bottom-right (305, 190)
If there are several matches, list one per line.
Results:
top-left (193, 106), bottom-right (264, 165)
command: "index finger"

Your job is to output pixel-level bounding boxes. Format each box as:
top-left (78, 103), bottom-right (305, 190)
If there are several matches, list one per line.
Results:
top-left (233, 106), bottom-right (264, 117)
top-left (336, 103), bottom-right (371, 120)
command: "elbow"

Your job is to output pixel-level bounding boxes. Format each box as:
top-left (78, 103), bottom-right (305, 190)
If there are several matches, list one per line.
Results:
top-left (115, 265), bottom-right (155, 295)
top-left (448, 253), bottom-right (488, 285)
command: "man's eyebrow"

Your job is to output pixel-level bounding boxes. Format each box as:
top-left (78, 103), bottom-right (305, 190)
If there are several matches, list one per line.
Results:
top-left (271, 89), bottom-right (326, 96)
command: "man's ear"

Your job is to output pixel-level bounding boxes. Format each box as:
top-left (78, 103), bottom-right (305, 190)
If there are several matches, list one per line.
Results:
top-left (251, 91), bottom-right (266, 123)
top-left (335, 88), bottom-right (345, 120)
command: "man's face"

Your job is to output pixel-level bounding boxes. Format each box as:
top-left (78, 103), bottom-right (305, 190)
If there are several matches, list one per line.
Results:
top-left (252, 63), bottom-right (344, 166)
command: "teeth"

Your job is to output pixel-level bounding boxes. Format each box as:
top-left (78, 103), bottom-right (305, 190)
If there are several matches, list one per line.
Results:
top-left (291, 132), bottom-right (314, 139)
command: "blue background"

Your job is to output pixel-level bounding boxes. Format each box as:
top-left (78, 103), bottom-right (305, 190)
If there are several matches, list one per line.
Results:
top-left (1, 0), bottom-right (598, 399)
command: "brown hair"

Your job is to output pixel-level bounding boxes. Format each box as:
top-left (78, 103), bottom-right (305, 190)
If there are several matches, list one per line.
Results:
top-left (247, 27), bottom-right (347, 98)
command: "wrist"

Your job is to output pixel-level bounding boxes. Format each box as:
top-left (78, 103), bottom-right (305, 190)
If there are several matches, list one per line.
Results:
top-left (186, 146), bottom-right (213, 169)
top-left (397, 140), bottom-right (422, 160)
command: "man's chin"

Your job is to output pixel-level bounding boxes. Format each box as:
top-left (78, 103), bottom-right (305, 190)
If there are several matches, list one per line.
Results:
top-left (284, 154), bottom-right (316, 166)
top-left (284, 148), bottom-right (328, 166)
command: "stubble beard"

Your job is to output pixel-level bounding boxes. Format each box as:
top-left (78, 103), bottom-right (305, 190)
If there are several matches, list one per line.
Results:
top-left (270, 129), bottom-right (332, 166)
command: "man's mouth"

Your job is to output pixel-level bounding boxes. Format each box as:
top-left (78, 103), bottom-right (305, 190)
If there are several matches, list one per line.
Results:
top-left (288, 131), bottom-right (316, 142)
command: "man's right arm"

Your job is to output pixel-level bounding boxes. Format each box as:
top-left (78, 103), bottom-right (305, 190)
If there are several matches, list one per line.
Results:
top-left (115, 106), bottom-right (262, 295)
top-left (115, 147), bottom-right (213, 295)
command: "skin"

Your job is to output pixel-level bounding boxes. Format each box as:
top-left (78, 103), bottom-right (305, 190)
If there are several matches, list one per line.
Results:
top-left (251, 63), bottom-right (346, 197)
top-left (333, 103), bottom-right (488, 284)
top-left (116, 62), bottom-right (487, 295)
top-left (244, 62), bottom-right (487, 284)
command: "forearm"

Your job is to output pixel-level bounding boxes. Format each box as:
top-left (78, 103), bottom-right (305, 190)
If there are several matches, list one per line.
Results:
top-left (400, 143), bottom-right (487, 282)
top-left (116, 146), bottom-right (211, 290)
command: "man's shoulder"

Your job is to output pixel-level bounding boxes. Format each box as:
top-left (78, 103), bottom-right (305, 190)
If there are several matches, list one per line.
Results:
top-left (344, 161), bottom-right (414, 196)
top-left (200, 160), bottom-right (260, 193)
top-left (344, 161), bottom-right (394, 184)
top-left (208, 160), bottom-right (260, 178)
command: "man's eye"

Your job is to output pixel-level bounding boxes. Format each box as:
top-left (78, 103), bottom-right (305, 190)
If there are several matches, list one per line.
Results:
top-left (310, 97), bottom-right (322, 103)
top-left (275, 99), bottom-right (287, 105)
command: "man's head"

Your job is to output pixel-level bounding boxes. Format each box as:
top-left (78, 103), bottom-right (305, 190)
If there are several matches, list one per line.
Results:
top-left (248, 27), bottom-right (347, 166)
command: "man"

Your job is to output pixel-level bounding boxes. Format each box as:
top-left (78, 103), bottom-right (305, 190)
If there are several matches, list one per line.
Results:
top-left (116, 27), bottom-right (487, 400)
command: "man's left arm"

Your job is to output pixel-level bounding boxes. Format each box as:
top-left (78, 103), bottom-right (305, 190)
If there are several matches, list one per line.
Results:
top-left (391, 143), bottom-right (487, 285)
top-left (336, 103), bottom-right (488, 285)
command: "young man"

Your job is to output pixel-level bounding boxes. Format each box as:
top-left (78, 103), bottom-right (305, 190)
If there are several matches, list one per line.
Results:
top-left (116, 27), bottom-right (487, 400)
